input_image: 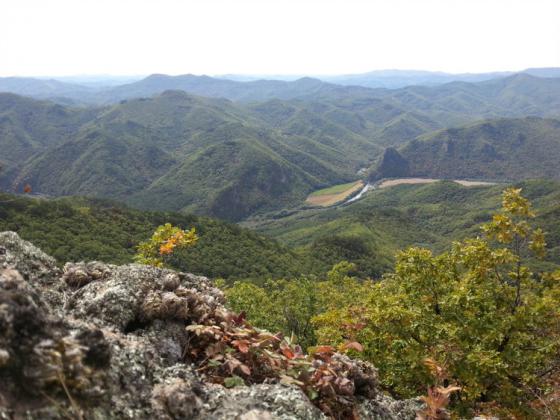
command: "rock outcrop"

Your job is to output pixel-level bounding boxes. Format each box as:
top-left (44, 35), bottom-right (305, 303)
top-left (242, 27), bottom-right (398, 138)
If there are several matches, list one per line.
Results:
top-left (369, 147), bottom-right (410, 181)
top-left (0, 231), bottom-right (421, 419)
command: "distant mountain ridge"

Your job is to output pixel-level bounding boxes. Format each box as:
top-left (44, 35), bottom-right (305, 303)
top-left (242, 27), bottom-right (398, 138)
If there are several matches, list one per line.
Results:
top-left (2, 67), bottom-right (560, 104)
top-left (97, 74), bottom-right (330, 103)
top-left (320, 68), bottom-right (560, 88)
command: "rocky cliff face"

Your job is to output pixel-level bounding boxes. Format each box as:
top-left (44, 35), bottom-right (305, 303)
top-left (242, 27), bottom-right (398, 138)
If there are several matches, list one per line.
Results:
top-left (369, 147), bottom-right (410, 181)
top-left (0, 232), bottom-right (420, 419)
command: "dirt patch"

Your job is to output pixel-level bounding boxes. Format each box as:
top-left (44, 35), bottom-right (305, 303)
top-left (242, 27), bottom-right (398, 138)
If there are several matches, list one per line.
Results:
top-left (378, 178), bottom-right (440, 188)
top-left (454, 180), bottom-right (496, 186)
top-left (377, 178), bottom-right (497, 189)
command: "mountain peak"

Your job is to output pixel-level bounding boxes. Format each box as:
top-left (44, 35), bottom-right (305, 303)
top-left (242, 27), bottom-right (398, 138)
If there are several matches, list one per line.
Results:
top-left (144, 73), bottom-right (169, 80)
top-left (293, 76), bottom-right (323, 85)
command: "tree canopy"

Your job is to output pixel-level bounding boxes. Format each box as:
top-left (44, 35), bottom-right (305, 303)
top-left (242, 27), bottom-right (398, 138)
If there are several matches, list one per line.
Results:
top-left (226, 189), bottom-right (560, 417)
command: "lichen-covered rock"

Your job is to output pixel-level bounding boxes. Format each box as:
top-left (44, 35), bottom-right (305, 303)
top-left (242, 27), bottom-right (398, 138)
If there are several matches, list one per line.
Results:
top-left (358, 395), bottom-right (422, 419)
top-left (0, 232), bottom-right (421, 419)
top-left (65, 263), bottom-right (224, 331)
top-left (0, 231), bottom-right (59, 284)
top-left (0, 264), bottom-right (110, 414)
top-left (62, 261), bottom-right (112, 287)
top-left (201, 383), bottom-right (325, 420)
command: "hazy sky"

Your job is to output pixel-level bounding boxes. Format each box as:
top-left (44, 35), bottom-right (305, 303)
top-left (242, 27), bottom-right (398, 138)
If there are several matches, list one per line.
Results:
top-left (1, 0), bottom-right (559, 77)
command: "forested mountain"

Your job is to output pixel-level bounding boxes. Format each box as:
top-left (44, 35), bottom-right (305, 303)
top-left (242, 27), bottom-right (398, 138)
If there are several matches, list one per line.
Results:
top-left (0, 192), bottom-right (315, 281)
top-left (106, 73), bottom-right (560, 123)
top-left (3, 68), bottom-right (560, 101)
top-left (2, 73), bottom-right (560, 221)
top-left (371, 117), bottom-right (560, 181)
top-left (0, 74), bottom-right (346, 105)
top-left (1, 91), bottom-right (378, 220)
top-left (321, 69), bottom-right (515, 88)
top-left (372, 74), bottom-right (560, 125)
top-left (96, 75), bottom-right (335, 103)
top-left (0, 93), bottom-right (100, 181)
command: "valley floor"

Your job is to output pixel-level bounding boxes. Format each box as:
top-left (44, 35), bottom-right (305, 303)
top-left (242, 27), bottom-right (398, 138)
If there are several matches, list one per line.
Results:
top-left (305, 181), bottom-right (364, 207)
top-left (376, 178), bottom-right (497, 189)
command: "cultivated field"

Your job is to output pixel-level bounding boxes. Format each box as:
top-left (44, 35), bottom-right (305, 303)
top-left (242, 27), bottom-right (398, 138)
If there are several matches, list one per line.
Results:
top-left (306, 181), bottom-right (364, 207)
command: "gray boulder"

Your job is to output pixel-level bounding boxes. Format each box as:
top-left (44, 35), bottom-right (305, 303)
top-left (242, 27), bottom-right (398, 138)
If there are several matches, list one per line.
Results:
top-left (0, 232), bottom-right (421, 419)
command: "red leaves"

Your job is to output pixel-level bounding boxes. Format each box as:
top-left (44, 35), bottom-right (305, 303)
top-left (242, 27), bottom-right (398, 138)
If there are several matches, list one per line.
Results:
top-left (311, 345), bottom-right (336, 363)
top-left (23, 184), bottom-right (32, 194)
top-left (238, 363), bottom-right (251, 376)
top-left (417, 358), bottom-right (461, 420)
top-left (185, 311), bottom-right (369, 419)
top-left (281, 346), bottom-right (296, 359)
top-left (225, 356), bottom-right (252, 376)
top-left (279, 340), bottom-right (304, 360)
top-left (159, 242), bottom-right (174, 255)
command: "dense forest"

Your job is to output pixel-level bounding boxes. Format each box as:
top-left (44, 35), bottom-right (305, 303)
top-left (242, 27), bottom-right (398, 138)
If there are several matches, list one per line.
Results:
top-left (248, 180), bottom-right (560, 277)
top-left (0, 193), bottom-right (315, 281)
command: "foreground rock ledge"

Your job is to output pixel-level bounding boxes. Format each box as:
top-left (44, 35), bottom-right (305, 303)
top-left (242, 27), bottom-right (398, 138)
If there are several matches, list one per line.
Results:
top-left (0, 231), bottom-right (420, 419)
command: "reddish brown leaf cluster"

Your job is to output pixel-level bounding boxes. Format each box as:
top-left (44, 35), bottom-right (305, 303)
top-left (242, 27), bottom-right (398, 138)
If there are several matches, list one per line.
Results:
top-left (417, 385), bottom-right (461, 420)
top-left (417, 358), bottom-right (461, 420)
top-left (185, 311), bottom-right (374, 419)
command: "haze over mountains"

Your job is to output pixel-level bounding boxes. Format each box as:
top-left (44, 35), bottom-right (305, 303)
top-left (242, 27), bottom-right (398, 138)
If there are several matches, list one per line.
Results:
top-left (2, 67), bottom-right (560, 104)
top-left (1, 68), bottom-right (560, 221)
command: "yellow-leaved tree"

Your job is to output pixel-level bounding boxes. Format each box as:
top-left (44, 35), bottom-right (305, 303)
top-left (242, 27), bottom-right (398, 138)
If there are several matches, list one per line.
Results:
top-left (134, 223), bottom-right (198, 267)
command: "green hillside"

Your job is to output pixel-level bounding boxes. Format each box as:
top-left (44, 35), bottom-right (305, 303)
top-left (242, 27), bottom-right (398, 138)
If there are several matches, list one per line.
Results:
top-left (374, 74), bottom-right (560, 125)
top-left (0, 192), bottom-right (314, 281)
top-left (2, 179), bottom-right (558, 287)
top-left (3, 91), bottom-right (373, 220)
top-left (248, 180), bottom-right (560, 277)
top-left (372, 117), bottom-right (560, 181)
top-left (0, 93), bottom-right (99, 185)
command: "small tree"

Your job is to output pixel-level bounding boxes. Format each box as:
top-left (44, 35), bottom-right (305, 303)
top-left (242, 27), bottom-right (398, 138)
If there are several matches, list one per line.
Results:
top-left (313, 188), bottom-right (560, 416)
top-left (134, 223), bottom-right (198, 267)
